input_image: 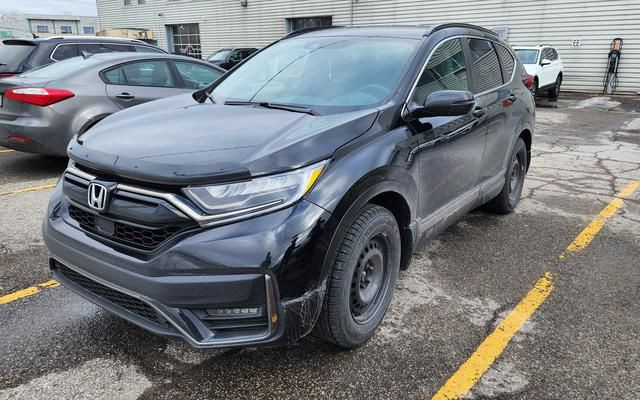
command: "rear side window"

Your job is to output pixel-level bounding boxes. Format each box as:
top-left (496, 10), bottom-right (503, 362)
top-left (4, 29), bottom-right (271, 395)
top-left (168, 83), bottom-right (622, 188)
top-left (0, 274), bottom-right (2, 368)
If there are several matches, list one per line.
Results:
top-left (78, 43), bottom-right (135, 55)
top-left (412, 38), bottom-right (469, 105)
top-left (0, 42), bottom-right (36, 68)
top-left (103, 61), bottom-right (175, 87)
top-left (51, 44), bottom-right (78, 61)
top-left (174, 61), bottom-right (223, 89)
top-left (467, 38), bottom-right (502, 93)
top-left (495, 44), bottom-right (515, 83)
top-left (549, 48), bottom-right (558, 61)
top-left (134, 45), bottom-right (165, 53)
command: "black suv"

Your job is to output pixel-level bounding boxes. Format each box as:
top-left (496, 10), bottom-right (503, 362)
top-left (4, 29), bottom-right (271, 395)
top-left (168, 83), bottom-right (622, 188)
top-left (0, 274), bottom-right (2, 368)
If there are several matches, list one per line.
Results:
top-left (0, 36), bottom-right (166, 77)
top-left (206, 47), bottom-right (257, 69)
top-left (44, 24), bottom-right (534, 349)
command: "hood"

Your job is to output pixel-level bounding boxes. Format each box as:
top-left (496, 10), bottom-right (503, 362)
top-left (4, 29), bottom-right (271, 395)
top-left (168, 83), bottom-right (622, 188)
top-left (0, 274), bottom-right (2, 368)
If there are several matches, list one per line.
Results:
top-left (69, 93), bottom-right (378, 185)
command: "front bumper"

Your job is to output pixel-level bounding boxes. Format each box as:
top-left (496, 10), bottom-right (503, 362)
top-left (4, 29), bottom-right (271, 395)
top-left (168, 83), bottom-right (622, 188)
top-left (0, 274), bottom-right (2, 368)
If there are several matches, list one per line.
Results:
top-left (43, 182), bottom-right (332, 348)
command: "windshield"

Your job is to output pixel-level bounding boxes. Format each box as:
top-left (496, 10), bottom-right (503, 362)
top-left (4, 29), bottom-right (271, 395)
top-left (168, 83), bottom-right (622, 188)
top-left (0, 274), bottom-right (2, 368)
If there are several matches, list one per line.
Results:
top-left (19, 56), bottom-right (102, 79)
top-left (0, 43), bottom-right (36, 69)
top-left (514, 49), bottom-right (539, 65)
top-left (211, 37), bottom-right (419, 111)
top-left (208, 50), bottom-right (231, 62)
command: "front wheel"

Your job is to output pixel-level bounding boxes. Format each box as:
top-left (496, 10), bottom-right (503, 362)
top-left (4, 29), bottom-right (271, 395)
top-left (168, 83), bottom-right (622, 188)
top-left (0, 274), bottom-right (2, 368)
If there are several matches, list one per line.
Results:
top-left (486, 138), bottom-right (528, 214)
top-left (314, 204), bottom-right (401, 348)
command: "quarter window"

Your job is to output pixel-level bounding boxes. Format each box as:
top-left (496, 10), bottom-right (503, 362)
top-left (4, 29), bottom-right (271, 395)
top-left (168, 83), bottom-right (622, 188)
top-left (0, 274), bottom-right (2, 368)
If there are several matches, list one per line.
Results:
top-left (51, 44), bottom-right (78, 60)
top-left (174, 61), bottom-right (223, 89)
top-left (412, 38), bottom-right (469, 105)
top-left (495, 44), bottom-right (515, 83)
top-left (467, 38), bottom-right (502, 93)
top-left (104, 61), bottom-right (175, 87)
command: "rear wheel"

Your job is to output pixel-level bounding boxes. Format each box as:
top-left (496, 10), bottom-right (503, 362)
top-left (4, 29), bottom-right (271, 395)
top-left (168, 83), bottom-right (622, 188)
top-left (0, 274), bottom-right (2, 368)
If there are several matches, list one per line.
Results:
top-left (530, 78), bottom-right (538, 97)
top-left (487, 138), bottom-right (528, 214)
top-left (314, 204), bottom-right (401, 348)
top-left (548, 75), bottom-right (562, 100)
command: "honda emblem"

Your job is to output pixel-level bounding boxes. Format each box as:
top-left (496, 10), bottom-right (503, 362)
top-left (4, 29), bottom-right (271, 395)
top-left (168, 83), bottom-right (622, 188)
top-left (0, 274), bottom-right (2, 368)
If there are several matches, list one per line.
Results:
top-left (87, 182), bottom-right (109, 212)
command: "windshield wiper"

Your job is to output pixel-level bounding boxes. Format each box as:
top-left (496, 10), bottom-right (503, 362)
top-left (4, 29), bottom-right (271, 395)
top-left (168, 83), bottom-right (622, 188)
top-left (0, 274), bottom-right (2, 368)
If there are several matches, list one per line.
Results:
top-left (224, 100), bottom-right (316, 115)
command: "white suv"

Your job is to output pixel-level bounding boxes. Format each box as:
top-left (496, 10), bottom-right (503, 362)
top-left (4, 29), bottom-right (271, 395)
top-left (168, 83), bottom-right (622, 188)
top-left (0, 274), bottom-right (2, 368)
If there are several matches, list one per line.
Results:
top-left (513, 45), bottom-right (564, 100)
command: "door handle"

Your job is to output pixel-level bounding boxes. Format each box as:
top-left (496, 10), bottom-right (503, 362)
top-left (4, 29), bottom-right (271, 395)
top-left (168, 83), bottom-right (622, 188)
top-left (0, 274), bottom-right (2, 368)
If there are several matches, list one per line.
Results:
top-left (115, 93), bottom-right (135, 100)
top-left (472, 107), bottom-right (485, 118)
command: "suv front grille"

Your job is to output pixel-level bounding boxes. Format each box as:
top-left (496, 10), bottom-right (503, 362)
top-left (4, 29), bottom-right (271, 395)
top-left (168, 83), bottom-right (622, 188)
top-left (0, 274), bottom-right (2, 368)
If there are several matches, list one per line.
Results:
top-left (68, 204), bottom-right (182, 250)
top-left (54, 260), bottom-right (162, 325)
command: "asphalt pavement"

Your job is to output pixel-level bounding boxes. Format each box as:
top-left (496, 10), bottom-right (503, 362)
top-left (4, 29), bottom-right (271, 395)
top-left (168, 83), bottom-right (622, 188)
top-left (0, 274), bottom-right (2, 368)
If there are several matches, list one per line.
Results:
top-left (0, 94), bottom-right (639, 399)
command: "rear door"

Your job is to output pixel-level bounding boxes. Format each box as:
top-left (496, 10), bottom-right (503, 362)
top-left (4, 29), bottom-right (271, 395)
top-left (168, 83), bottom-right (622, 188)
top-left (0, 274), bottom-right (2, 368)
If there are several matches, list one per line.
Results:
top-left (537, 48), bottom-right (555, 87)
top-left (103, 59), bottom-right (182, 108)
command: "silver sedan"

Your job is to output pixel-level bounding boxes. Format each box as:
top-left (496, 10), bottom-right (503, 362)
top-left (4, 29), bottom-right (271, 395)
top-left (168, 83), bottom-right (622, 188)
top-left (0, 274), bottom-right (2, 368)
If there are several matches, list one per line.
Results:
top-left (0, 53), bottom-right (224, 156)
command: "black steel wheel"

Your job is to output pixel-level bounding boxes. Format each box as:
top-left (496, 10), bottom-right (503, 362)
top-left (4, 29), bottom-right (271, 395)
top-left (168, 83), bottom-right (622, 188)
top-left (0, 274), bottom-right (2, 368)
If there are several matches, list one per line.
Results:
top-left (314, 203), bottom-right (401, 348)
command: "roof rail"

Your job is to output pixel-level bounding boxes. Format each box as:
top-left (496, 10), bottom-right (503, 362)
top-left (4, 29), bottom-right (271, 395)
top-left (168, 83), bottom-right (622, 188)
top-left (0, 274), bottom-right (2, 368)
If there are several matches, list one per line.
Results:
top-left (45, 35), bottom-right (146, 43)
top-left (538, 44), bottom-right (553, 47)
top-left (283, 25), bottom-right (343, 39)
top-left (429, 23), bottom-right (499, 37)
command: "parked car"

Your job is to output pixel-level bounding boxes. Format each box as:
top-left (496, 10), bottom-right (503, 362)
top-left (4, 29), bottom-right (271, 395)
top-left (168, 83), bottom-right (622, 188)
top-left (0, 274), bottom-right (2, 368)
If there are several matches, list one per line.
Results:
top-left (44, 24), bottom-right (534, 349)
top-left (206, 47), bottom-right (257, 69)
top-left (0, 53), bottom-right (224, 156)
top-left (513, 45), bottom-right (563, 99)
top-left (0, 36), bottom-right (166, 78)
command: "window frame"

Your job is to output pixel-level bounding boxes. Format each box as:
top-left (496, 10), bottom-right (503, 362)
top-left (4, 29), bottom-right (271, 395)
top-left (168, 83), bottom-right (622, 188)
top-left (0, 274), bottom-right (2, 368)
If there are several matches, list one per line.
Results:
top-left (49, 43), bottom-right (79, 61)
top-left (100, 58), bottom-right (182, 89)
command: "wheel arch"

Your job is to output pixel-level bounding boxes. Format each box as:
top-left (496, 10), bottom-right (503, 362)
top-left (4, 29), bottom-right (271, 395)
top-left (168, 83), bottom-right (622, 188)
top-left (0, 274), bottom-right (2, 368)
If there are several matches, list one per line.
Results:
top-left (519, 129), bottom-right (532, 170)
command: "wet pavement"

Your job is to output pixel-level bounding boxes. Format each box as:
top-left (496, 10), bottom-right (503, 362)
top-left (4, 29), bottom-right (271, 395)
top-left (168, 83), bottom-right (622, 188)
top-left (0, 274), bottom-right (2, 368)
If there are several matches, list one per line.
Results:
top-left (0, 95), bottom-right (639, 399)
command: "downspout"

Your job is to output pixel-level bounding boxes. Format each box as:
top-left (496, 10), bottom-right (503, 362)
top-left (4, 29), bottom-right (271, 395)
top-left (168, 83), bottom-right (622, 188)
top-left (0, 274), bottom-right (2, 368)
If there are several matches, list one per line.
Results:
top-left (350, 0), bottom-right (354, 26)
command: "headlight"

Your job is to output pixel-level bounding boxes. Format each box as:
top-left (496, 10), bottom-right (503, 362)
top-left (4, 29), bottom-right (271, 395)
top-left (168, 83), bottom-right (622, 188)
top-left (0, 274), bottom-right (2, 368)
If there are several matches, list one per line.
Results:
top-left (183, 160), bottom-right (327, 219)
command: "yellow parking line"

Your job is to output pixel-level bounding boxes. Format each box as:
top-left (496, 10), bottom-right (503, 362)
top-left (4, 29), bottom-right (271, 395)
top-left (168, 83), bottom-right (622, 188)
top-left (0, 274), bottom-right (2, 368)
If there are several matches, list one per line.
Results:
top-left (0, 183), bottom-right (57, 196)
top-left (432, 180), bottom-right (640, 400)
top-left (0, 149), bottom-right (15, 153)
top-left (0, 280), bottom-right (60, 305)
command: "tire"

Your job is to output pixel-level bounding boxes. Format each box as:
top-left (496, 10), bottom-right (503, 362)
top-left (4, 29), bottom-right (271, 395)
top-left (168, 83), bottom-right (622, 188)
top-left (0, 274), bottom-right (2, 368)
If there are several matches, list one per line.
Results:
top-left (314, 204), bottom-right (401, 348)
top-left (530, 78), bottom-right (538, 97)
top-left (486, 138), bottom-right (528, 214)
top-left (548, 75), bottom-right (562, 100)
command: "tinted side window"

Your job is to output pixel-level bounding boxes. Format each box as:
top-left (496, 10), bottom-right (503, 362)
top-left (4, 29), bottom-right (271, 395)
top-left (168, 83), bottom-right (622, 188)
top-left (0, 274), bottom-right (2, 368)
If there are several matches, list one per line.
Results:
top-left (51, 44), bottom-right (78, 61)
top-left (495, 44), bottom-right (515, 83)
top-left (467, 38), bottom-right (502, 93)
top-left (103, 61), bottom-right (175, 87)
top-left (174, 61), bottom-right (223, 89)
top-left (549, 48), bottom-right (558, 61)
top-left (134, 45), bottom-right (165, 54)
top-left (412, 38), bottom-right (469, 105)
top-left (540, 48), bottom-right (552, 62)
top-left (78, 43), bottom-right (135, 55)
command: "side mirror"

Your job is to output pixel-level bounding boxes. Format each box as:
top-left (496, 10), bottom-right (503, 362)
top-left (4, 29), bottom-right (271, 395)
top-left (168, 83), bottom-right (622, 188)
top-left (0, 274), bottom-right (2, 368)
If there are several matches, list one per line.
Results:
top-left (540, 59), bottom-right (552, 66)
top-left (408, 90), bottom-right (475, 119)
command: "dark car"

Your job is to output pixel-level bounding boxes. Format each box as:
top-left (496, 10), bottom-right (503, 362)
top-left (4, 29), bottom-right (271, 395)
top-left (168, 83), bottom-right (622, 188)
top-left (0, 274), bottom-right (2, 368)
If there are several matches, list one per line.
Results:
top-left (206, 47), bottom-right (257, 69)
top-left (44, 24), bottom-right (534, 349)
top-left (0, 53), bottom-right (224, 156)
top-left (0, 36), bottom-right (166, 78)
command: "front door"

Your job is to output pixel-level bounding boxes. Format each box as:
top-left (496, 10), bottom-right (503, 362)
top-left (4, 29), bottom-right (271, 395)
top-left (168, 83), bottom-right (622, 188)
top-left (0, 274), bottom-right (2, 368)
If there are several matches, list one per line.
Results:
top-left (103, 60), bottom-right (182, 109)
top-left (410, 37), bottom-right (487, 221)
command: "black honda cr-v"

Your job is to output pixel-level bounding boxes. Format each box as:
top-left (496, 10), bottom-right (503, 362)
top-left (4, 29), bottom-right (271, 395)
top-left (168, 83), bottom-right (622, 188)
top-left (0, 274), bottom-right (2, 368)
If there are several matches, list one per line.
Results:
top-left (44, 24), bottom-right (534, 348)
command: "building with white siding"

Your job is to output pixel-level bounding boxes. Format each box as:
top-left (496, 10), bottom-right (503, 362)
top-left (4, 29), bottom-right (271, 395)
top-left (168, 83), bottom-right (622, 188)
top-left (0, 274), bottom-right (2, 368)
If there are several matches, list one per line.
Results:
top-left (95, 0), bottom-right (640, 94)
top-left (0, 12), bottom-right (99, 38)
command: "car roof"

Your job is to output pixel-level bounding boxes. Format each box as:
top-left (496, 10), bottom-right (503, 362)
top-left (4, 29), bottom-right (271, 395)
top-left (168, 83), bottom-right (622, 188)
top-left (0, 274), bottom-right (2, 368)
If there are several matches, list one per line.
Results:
top-left (47, 52), bottom-right (224, 72)
top-left (286, 23), bottom-right (500, 40)
top-left (2, 37), bottom-right (158, 47)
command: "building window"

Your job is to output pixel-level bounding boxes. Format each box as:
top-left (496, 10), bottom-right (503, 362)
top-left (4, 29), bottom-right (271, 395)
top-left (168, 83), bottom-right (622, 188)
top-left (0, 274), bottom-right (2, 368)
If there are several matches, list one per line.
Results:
top-left (285, 16), bottom-right (332, 33)
top-left (167, 24), bottom-right (201, 59)
top-left (124, 0), bottom-right (132, 5)
top-left (83, 26), bottom-right (95, 35)
top-left (36, 25), bottom-right (49, 33)
top-left (60, 26), bottom-right (72, 34)
top-left (138, 0), bottom-right (146, 4)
